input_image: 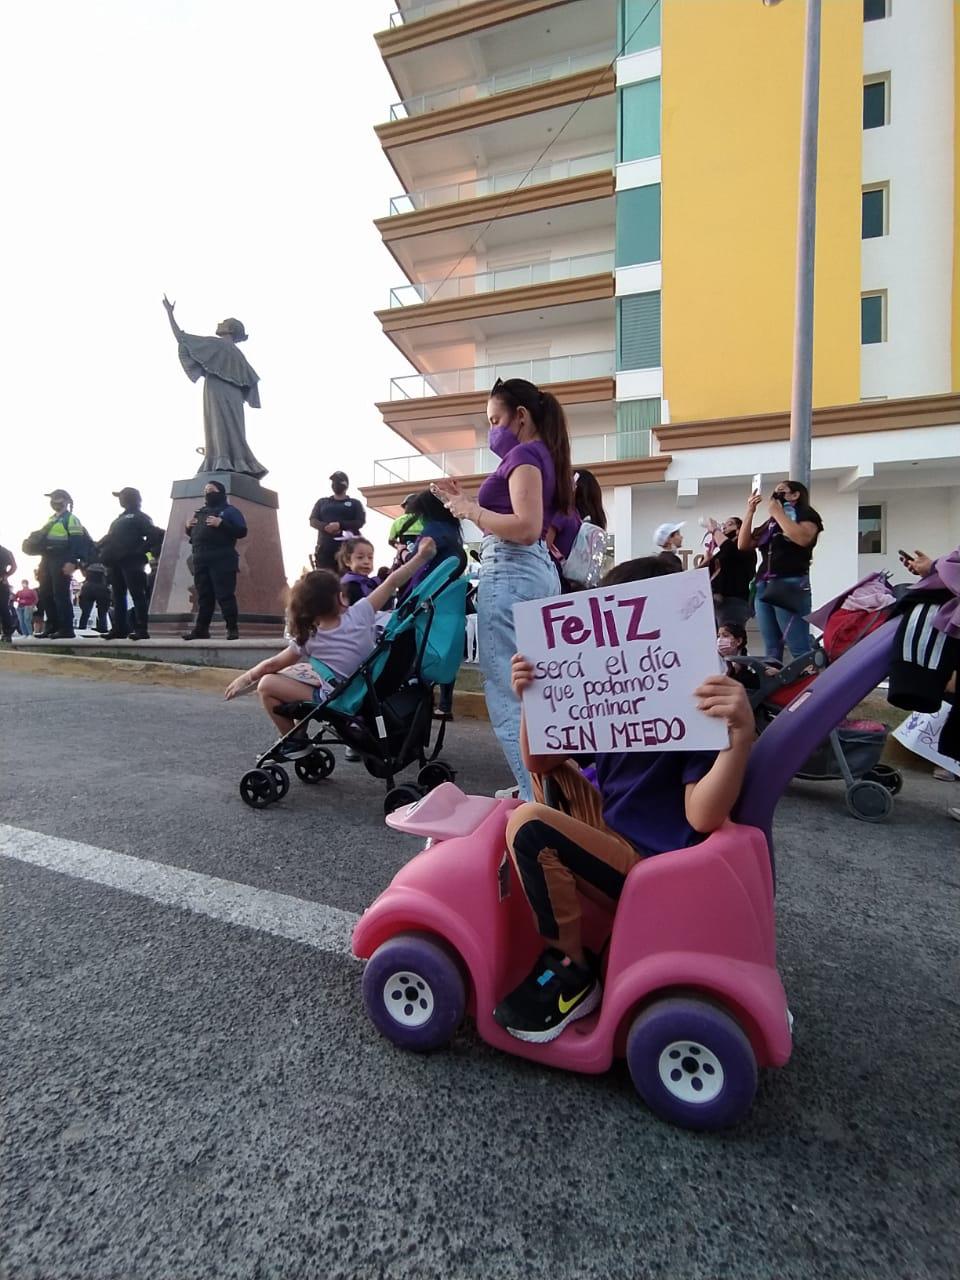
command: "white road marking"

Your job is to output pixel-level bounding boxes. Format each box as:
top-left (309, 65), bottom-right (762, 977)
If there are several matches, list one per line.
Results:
top-left (0, 823), bottom-right (359, 955)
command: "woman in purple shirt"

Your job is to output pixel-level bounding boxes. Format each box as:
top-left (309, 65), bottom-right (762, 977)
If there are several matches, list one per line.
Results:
top-left (434, 377), bottom-right (574, 800)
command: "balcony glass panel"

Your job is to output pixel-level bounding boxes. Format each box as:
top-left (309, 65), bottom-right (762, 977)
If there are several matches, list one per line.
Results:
top-left (388, 350), bottom-right (616, 399)
top-left (388, 251), bottom-right (615, 307)
top-left (388, 0), bottom-right (473, 28)
top-left (387, 150), bottom-right (615, 215)
top-left (373, 427), bottom-right (648, 485)
top-left (388, 50), bottom-right (612, 120)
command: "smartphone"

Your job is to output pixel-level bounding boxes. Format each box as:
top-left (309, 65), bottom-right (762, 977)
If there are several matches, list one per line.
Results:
top-left (751, 473), bottom-right (762, 496)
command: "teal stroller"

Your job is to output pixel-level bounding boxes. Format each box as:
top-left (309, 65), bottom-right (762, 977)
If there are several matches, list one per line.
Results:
top-left (239, 556), bottom-right (468, 814)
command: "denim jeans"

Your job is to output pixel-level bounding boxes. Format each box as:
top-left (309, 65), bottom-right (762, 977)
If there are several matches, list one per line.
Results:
top-left (17, 606), bottom-right (33, 637)
top-left (754, 576), bottom-right (813, 662)
top-left (478, 536), bottom-right (559, 801)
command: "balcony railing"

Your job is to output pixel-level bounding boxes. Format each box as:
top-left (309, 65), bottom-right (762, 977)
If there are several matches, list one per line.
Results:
top-left (388, 50), bottom-right (611, 119)
top-left (389, 350), bottom-right (615, 399)
top-left (372, 430), bottom-right (650, 487)
top-left (388, 0), bottom-right (471, 28)
top-left (388, 250), bottom-right (614, 308)
top-left (387, 149), bottom-right (615, 216)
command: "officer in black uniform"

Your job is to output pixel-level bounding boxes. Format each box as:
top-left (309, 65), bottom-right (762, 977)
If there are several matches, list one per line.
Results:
top-left (182, 480), bottom-right (247, 640)
top-left (309, 471), bottom-right (366, 571)
top-left (97, 487), bottom-right (163, 640)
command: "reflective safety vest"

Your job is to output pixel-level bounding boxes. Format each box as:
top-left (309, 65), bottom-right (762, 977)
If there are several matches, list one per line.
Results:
top-left (42, 512), bottom-right (85, 556)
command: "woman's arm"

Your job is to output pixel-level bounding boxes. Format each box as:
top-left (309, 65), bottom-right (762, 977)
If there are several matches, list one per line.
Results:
top-left (765, 498), bottom-right (818, 548)
top-left (684, 675), bottom-right (755, 833)
top-left (447, 464), bottom-right (543, 545)
top-left (367, 537), bottom-right (436, 611)
top-left (224, 645), bottom-right (299, 699)
top-left (512, 654), bottom-right (567, 776)
top-left (737, 493), bottom-right (764, 551)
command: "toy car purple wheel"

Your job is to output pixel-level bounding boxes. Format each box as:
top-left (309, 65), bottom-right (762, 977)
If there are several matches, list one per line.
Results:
top-left (626, 997), bottom-right (758, 1131)
top-left (362, 932), bottom-right (466, 1053)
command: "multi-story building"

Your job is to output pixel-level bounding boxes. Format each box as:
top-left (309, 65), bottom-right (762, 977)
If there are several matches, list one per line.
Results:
top-left (365, 0), bottom-right (959, 602)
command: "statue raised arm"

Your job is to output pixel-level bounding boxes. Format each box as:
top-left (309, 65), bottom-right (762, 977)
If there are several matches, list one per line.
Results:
top-left (162, 294), bottom-right (267, 480)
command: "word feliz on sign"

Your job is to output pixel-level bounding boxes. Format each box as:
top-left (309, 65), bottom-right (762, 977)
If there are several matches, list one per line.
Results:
top-left (513, 569), bottom-right (729, 755)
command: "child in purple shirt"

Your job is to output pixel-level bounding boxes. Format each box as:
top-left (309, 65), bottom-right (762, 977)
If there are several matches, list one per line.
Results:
top-left (493, 555), bottom-right (755, 1044)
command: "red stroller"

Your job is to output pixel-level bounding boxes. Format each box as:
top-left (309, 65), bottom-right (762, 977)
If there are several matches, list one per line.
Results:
top-left (732, 575), bottom-right (902, 822)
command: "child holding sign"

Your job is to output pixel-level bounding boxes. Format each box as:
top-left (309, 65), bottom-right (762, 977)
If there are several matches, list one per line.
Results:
top-left (494, 558), bottom-right (755, 1044)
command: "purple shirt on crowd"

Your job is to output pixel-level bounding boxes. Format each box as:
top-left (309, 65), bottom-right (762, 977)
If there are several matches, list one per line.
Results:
top-left (477, 441), bottom-right (557, 538)
top-left (551, 510), bottom-right (581, 561)
top-left (596, 750), bottom-right (718, 855)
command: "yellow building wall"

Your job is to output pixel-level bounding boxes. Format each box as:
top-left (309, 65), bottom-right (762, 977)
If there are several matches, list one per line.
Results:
top-left (661, 0), bottom-right (862, 422)
top-left (953, 2), bottom-right (960, 391)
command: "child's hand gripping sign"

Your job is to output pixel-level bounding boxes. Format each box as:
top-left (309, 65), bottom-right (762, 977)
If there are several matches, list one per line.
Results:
top-left (513, 568), bottom-right (730, 754)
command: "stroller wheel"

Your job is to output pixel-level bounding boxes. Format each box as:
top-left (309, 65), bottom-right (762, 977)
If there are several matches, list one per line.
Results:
top-left (417, 760), bottom-right (457, 791)
top-left (240, 768), bottom-right (278, 809)
top-left (864, 764), bottom-right (903, 796)
top-left (844, 778), bottom-right (893, 823)
top-left (384, 783), bottom-right (423, 816)
top-left (263, 764), bottom-right (290, 800)
top-left (295, 748), bottom-right (335, 784)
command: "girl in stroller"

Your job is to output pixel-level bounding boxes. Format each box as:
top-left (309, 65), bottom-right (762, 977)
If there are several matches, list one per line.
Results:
top-left (224, 538), bottom-right (436, 754)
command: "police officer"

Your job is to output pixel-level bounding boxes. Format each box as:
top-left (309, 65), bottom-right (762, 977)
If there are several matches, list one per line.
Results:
top-left (182, 480), bottom-right (247, 640)
top-left (98, 487), bottom-right (163, 640)
top-left (31, 490), bottom-right (88, 638)
top-left (309, 471), bottom-right (366, 571)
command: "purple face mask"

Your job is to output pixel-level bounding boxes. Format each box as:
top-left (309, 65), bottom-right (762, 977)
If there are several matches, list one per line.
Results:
top-left (488, 424), bottom-right (521, 458)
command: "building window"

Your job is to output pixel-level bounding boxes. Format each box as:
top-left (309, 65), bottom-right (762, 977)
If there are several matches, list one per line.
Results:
top-left (863, 76), bottom-right (889, 129)
top-left (619, 78), bottom-right (660, 163)
top-left (861, 184), bottom-right (888, 238)
top-left (618, 292), bottom-right (661, 369)
top-left (861, 291), bottom-right (886, 344)
top-left (621, 0), bottom-right (661, 54)
top-left (858, 504), bottom-right (884, 554)
top-left (616, 183), bottom-right (661, 266)
top-left (863, 0), bottom-right (888, 20)
top-left (616, 398), bottom-right (660, 459)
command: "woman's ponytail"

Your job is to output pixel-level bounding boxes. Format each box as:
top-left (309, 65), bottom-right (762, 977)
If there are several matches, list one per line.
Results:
top-left (537, 390), bottom-right (574, 514)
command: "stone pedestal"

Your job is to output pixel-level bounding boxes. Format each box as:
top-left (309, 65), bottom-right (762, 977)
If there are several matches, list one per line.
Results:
top-left (149, 472), bottom-right (287, 637)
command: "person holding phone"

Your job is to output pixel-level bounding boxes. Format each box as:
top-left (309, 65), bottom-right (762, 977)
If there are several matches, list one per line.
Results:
top-left (738, 479), bottom-right (823, 663)
top-left (432, 377), bottom-right (573, 801)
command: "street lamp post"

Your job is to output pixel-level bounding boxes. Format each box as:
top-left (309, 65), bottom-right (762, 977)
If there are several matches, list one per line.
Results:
top-left (764, 0), bottom-right (821, 489)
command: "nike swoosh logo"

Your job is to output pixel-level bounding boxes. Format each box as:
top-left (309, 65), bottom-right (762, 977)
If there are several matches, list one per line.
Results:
top-left (557, 987), bottom-right (590, 1015)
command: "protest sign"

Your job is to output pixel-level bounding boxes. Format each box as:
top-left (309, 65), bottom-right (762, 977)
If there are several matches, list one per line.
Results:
top-left (513, 568), bottom-right (729, 755)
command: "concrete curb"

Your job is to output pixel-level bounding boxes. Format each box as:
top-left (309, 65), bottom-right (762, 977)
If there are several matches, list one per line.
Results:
top-left (0, 650), bottom-right (235, 695)
top-left (0, 649), bottom-right (493, 719)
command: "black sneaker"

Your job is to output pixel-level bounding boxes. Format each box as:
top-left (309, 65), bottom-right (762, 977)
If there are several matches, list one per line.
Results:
top-left (493, 948), bottom-right (600, 1043)
top-left (181, 630), bottom-right (210, 641)
top-left (274, 735), bottom-right (314, 762)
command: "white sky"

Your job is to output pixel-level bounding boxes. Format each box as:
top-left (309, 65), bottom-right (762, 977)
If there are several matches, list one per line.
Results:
top-left (1, 1), bottom-right (411, 581)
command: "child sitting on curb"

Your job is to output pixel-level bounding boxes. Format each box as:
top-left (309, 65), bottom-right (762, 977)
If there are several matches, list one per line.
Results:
top-left (493, 556), bottom-right (755, 1044)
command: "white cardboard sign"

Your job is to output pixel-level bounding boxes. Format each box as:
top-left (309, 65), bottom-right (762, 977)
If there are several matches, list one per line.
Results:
top-left (513, 568), bottom-right (729, 755)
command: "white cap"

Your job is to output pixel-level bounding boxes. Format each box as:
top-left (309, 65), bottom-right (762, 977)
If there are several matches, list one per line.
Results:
top-left (653, 521), bottom-right (685, 548)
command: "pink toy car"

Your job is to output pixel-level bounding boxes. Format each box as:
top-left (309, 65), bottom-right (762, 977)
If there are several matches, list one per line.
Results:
top-left (352, 619), bottom-right (899, 1131)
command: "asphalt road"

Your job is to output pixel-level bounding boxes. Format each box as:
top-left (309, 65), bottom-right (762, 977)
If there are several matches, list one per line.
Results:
top-left (1, 672), bottom-right (957, 1280)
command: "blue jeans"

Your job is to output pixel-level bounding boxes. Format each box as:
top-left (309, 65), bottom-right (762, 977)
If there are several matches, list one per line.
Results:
top-left (754, 576), bottom-right (812, 662)
top-left (17, 606), bottom-right (34, 636)
top-left (478, 537), bottom-right (559, 801)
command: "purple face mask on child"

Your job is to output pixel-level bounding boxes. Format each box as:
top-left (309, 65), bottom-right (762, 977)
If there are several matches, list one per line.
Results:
top-left (488, 425), bottom-right (521, 458)
top-left (717, 635), bottom-right (740, 657)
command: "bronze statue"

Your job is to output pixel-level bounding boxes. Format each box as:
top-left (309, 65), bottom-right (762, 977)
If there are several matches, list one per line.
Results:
top-left (162, 295), bottom-right (267, 479)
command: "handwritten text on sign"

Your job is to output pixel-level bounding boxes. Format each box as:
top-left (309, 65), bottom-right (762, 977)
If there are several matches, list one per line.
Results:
top-left (513, 568), bottom-right (728, 755)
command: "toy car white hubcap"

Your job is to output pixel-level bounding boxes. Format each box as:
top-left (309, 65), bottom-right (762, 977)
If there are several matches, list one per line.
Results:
top-left (658, 1040), bottom-right (724, 1103)
top-left (383, 971), bottom-right (434, 1027)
